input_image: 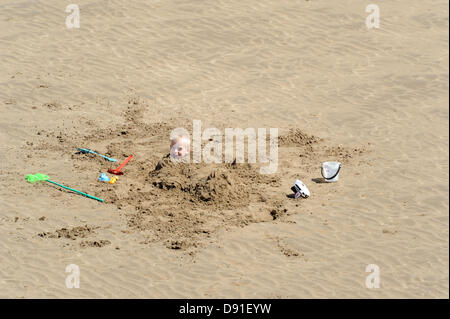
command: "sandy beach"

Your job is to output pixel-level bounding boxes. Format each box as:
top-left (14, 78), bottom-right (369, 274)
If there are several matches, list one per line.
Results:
top-left (0, 0), bottom-right (448, 298)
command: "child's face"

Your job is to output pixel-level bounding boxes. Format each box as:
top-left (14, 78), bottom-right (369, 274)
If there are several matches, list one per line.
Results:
top-left (170, 135), bottom-right (190, 158)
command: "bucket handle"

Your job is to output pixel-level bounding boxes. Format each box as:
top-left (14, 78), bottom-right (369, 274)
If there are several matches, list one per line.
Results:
top-left (321, 164), bottom-right (341, 180)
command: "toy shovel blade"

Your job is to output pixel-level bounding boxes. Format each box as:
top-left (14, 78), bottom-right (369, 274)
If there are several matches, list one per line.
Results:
top-left (108, 155), bottom-right (133, 175)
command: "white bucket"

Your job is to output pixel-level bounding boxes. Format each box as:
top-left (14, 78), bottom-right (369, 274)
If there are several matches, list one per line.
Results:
top-left (321, 162), bottom-right (341, 182)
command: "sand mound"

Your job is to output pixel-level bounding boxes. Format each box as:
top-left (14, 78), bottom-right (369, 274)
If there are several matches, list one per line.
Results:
top-left (103, 154), bottom-right (283, 249)
top-left (150, 155), bottom-right (272, 208)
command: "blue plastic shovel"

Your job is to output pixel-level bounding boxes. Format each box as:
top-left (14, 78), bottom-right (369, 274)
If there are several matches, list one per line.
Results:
top-left (78, 148), bottom-right (117, 162)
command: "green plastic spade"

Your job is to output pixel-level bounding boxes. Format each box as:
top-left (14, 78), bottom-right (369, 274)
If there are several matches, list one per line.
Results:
top-left (26, 173), bottom-right (104, 202)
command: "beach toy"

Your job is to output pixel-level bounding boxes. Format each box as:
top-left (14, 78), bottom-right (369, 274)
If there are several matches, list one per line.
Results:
top-left (109, 176), bottom-right (119, 184)
top-left (26, 173), bottom-right (104, 202)
top-left (108, 155), bottom-right (133, 175)
top-left (291, 179), bottom-right (310, 199)
top-left (98, 173), bottom-right (110, 182)
top-left (78, 148), bottom-right (117, 162)
top-left (26, 173), bottom-right (50, 183)
top-left (321, 162), bottom-right (341, 182)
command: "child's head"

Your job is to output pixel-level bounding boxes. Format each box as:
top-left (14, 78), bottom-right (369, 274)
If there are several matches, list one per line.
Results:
top-left (170, 135), bottom-right (190, 159)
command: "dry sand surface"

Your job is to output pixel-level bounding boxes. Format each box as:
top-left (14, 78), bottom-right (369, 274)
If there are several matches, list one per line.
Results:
top-left (0, 0), bottom-right (448, 298)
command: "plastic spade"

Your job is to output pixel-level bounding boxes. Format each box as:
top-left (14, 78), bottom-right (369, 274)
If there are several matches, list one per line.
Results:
top-left (108, 155), bottom-right (133, 175)
top-left (78, 148), bottom-right (117, 162)
top-left (26, 173), bottom-right (104, 202)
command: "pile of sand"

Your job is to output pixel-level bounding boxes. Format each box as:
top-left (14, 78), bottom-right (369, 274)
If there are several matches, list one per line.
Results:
top-left (150, 155), bottom-right (275, 207)
top-left (100, 154), bottom-right (284, 249)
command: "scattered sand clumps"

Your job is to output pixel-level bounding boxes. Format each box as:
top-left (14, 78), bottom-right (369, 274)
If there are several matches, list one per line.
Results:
top-left (32, 103), bottom-right (369, 250)
top-left (38, 225), bottom-right (98, 240)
